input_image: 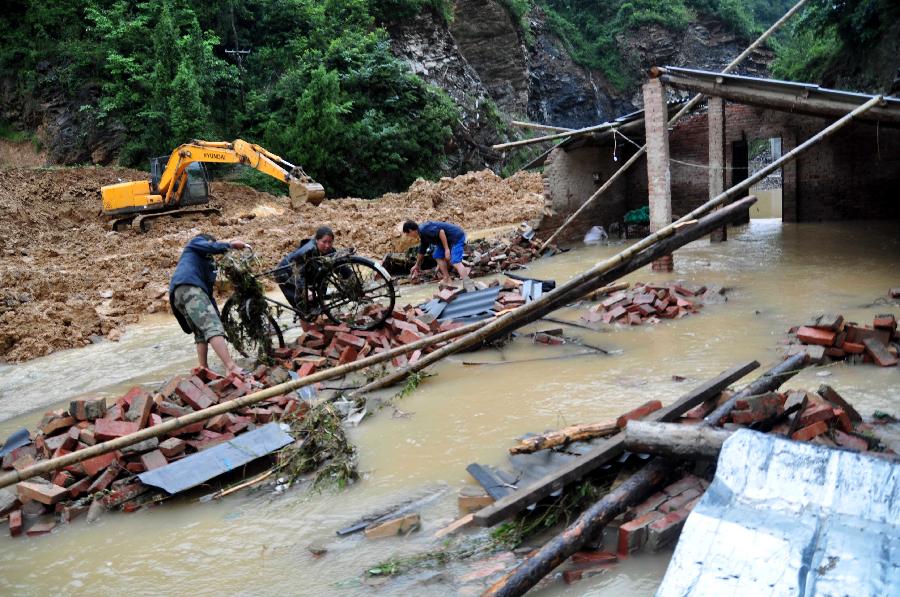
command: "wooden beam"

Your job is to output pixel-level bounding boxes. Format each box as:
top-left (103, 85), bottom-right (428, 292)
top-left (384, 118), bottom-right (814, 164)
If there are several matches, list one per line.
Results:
top-left (472, 360), bottom-right (758, 527)
top-left (510, 120), bottom-right (573, 133)
top-left (624, 420), bottom-right (735, 459)
top-left (657, 72), bottom-right (897, 124)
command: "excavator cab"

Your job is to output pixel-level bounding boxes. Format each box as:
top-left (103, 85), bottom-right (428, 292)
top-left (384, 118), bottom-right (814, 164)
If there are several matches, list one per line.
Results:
top-left (150, 157), bottom-right (209, 207)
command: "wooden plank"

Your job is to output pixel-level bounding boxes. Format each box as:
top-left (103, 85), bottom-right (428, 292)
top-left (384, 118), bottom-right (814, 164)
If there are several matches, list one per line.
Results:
top-left (473, 360), bottom-right (759, 527)
top-left (466, 463), bottom-right (514, 501)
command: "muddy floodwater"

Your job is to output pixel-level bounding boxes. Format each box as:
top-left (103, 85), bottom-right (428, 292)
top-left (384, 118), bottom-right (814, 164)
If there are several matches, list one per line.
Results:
top-left (1, 220), bottom-right (898, 595)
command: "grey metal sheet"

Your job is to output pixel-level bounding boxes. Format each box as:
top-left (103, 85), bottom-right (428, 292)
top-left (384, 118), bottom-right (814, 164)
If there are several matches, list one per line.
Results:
top-left (420, 298), bottom-right (446, 319)
top-left (658, 429), bottom-right (900, 597)
top-left (437, 286), bottom-right (501, 322)
top-left (663, 65), bottom-right (900, 109)
top-left (138, 423), bottom-right (294, 494)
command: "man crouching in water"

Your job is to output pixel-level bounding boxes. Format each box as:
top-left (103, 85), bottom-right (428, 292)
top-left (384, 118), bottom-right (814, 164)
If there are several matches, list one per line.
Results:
top-left (169, 233), bottom-right (250, 377)
top-left (275, 226), bottom-right (336, 320)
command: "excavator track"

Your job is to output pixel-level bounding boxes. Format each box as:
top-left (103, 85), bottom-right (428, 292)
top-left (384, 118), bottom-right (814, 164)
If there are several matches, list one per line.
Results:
top-left (111, 206), bottom-right (221, 233)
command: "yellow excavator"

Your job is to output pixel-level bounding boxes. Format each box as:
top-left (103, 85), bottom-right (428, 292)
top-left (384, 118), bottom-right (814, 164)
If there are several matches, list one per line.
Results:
top-left (100, 139), bottom-right (325, 231)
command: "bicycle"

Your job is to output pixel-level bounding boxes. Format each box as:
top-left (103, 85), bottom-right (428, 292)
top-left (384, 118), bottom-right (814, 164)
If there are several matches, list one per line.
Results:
top-left (219, 248), bottom-right (396, 359)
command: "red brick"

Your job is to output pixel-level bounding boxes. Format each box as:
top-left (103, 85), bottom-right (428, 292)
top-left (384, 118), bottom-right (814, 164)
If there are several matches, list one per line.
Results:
top-left (663, 474), bottom-right (704, 497)
top-left (297, 361), bottom-right (317, 377)
top-left (17, 481), bottom-right (68, 505)
top-left (158, 400), bottom-right (192, 417)
top-left (9, 510), bottom-right (23, 536)
top-left (205, 414), bottom-right (230, 432)
top-left (149, 413), bottom-right (163, 427)
top-left (158, 438), bottom-right (186, 458)
top-left (845, 325), bottom-right (891, 346)
top-left (140, 450), bottom-right (168, 471)
top-left (88, 462), bottom-right (122, 493)
top-left (616, 400), bottom-right (663, 428)
top-left (2, 444), bottom-right (36, 469)
top-left (408, 349), bottom-right (422, 365)
top-left (185, 433), bottom-right (235, 452)
top-left (618, 511), bottom-right (664, 554)
top-left (607, 305), bottom-right (628, 321)
top-left (174, 380), bottom-right (213, 411)
top-left (126, 391), bottom-right (154, 428)
top-left (571, 551), bottom-right (618, 565)
top-left (80, 451), bottom-right (121, 477)
top-left (67, 477), bottom-right (92, 499)
top-left (833, 408), bottom-right (853, 433)
top-left (797, 326), bottom-right (836, 346)
top-left (631, 492), bottom-right (668, 518)
top-left (338, 346), bottom-right (358, 365)
top-left (335, 332), bottom-right (366, 349)
top-left (646, 509), bottom-right (691, 551)
top-left (168, 420), bottom-right (205, 437)
top-left (840, 341), bottom-right (865, 354)
top-left (39, 412), bottom-right (76, 436)
top-left (192, 366), bottom-right (223, 382)
top-left (69, 397), bottom-right (107, 421)
top-left (52, 471), bottom-right (75, 488)
top-left (863, 337), bottom-right (898, 367)
top-left (792, 421), bottom-right (829, 441)
top-left (125, 462), bottom-right (146, 474)
top-left (58, 504), bottom-right (88, 524)
top-left (100, 482), bottom-right (148, 508)
top-left (799, 403), bottom-right (835, 427)
top-left (833, 430), bottom-right (868, 452)
top-left (873, 314), bottom-right (897, 331)
top-left (660, 487), bottom-right (702, 513)
top-left (94, 419), bottom-right (139, 442)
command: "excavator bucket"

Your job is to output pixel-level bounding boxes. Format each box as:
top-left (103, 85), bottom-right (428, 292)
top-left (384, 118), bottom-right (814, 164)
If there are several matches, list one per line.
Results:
top-left (289, 181), bottom-right (325, 208)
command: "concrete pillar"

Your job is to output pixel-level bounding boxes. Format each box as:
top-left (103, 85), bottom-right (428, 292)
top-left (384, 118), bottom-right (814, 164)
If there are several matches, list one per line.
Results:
top-left (642, 77), bottom-right (673, 272)
top-left (708, 97), bottom-right (727, 242)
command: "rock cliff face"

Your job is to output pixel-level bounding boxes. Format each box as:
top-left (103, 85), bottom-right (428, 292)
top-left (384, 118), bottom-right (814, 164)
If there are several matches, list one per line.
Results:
top-left (386, 9), bottom-right (508, 175)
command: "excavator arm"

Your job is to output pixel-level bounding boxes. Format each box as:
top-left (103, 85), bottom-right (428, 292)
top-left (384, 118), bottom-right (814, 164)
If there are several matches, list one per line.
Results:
top-left (100, 139), bottom-right (324, 218)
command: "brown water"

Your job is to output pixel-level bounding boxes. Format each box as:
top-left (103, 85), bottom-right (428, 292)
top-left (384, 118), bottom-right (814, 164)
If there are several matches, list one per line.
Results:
top-left (1, 220), bottom-right (898, 595)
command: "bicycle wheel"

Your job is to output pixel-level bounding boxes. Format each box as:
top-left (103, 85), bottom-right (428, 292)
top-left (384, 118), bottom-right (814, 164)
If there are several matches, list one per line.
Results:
top-left (221, 296), bottom-right (285, 359)
top-left (319, 256), bottom-right (396, 330)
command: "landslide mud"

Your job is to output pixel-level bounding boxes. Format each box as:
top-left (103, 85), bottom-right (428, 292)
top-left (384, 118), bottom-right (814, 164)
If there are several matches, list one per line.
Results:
top-left (0, 167), bottom-right (543, 362)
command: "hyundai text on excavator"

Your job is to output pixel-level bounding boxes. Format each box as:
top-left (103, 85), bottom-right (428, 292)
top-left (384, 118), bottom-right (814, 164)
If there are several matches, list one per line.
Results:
top-left (100, 139), bottom-right (325, 231)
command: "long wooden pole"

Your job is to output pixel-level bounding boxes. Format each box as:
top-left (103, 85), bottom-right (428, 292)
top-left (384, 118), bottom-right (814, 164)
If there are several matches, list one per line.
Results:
top-left (0, 320), bottom-right (488, 490)
top-left (483, 459), bottom-right (674, 596)
top-left (510, 121), bottom-right (573, 133)
top-left (359, 93), bottom-right (882, 395)
top-left (537, 0), bottom-right (810, 252)
top-left (624, 420), bottom-right (734, 459)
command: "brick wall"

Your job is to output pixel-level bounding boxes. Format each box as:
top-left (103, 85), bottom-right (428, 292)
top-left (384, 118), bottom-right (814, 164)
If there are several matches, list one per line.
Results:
top-left (553, 102), bottom-right (900, 228)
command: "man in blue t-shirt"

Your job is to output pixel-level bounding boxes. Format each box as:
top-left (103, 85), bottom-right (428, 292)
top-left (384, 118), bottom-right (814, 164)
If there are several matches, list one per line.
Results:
top-left (402, 220), bottom-right (470, 286)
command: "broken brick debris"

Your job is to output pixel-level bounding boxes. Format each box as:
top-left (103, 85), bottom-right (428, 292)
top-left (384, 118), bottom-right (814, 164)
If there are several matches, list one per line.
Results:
top-left (785, 313), bottom-right (899, 367)
top-left (584, 281), bottom-right (723, 327)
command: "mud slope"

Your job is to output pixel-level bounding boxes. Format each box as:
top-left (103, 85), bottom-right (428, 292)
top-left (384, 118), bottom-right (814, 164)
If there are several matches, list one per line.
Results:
top-left (0, 167), bottom-right (543, 362)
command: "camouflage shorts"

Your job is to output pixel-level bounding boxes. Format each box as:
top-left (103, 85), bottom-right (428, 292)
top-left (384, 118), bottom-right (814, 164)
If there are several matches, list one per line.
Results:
top-left (173, 285), bottom-right (226, 344)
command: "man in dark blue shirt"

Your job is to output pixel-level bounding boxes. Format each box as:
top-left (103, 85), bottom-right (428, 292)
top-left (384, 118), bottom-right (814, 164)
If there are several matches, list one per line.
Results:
top-left (274, 226), bottom-right (336, 309)
top-left (169, 233), bottom-right (250, 377)
top-left (402, 220), bottom-right (470, 286)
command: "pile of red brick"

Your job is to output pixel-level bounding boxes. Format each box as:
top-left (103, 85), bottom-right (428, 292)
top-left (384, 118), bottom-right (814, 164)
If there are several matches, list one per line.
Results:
top-left (270, 305), bottom-right (470, 372)
top-left (784, 313), bottom-right (898, 367)
top-left (582, 281), bottom-right (720, 326)
top-left (2, 366), bottom-right (307, 537)
top-left (466, 233), bottom-right (543, 276)
top-left (618, 473), bottom-right (708, 556)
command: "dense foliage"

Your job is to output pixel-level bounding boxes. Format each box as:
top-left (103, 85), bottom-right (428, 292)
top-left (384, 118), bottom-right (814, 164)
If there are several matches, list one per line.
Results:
top-left (0, 0), bottom-right (458, 198)
top-left (771, 0), bottom-right (900, 87)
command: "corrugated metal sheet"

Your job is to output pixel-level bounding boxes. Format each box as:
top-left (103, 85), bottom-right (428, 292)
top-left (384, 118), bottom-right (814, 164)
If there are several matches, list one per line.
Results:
top-left (658, 429), bottom-right (900, 597)
top-left (437, 286), bottom-right (501, 322)
top-left (662, 66), bottom-right (900, 110)
top-left (138, 423), bottom-right (293, 494)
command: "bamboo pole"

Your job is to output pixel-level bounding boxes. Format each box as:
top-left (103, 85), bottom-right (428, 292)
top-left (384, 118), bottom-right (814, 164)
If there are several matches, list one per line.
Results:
top-left (483, 459), bottom-right (674, 596)
top-left (352, 195), bottom-right (757, 395)
top-left (493, 121), bottom-right (618, 150)
top-left (510, 121), bottom-right (573, 133)
top-left (537, 0), bottom-right (810, 252)
top-left (0, 320), bottom-right (489, 490)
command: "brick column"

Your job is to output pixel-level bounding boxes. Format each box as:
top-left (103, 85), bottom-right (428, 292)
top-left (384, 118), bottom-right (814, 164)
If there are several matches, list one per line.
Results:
top-left (708, 97), bottom-right (727, 242)
top-left (642, 77), bottom-right (673, 271)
